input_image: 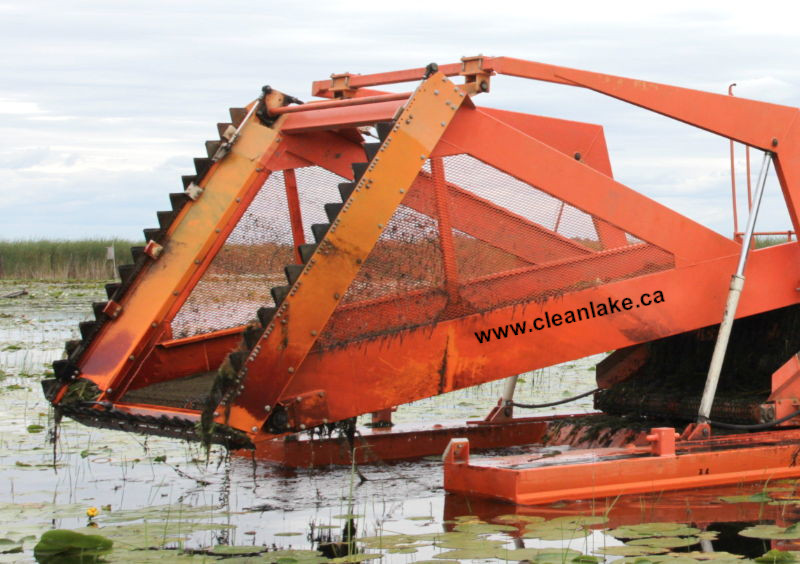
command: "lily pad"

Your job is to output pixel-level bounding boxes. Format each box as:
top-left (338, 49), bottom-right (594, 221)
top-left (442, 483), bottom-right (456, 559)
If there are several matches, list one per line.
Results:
top-left (0, 542), bottom-right (22, 554)
top-left (453, 522), bottom-right (518, 534)
top-left (72, 521), bottom-right (234, 550)
top-left (452, 514), bottom-right (481, 522)
top-left (626, 558), bottom-right (702, 564)
top-left (387, 546), bottom-right (418, 554)
top-left (497, 548), bottom-right (584, 563)
top-left (607, 523), bottom-right (701, 539)
top-left (434, 547), bottom-right (507, 560)
top-left (436, 535), bottom-right (507, 550)
top-left (103, 548), bottom-right (198, 562)
top-left (534, 550), bottom-right (590, 564)
top-left (492, 514), bottom-right (545, 525)
top-left (672, 551), bottom-right (745, 560)
top-left (33, 529), bottom-right (113, 562)
top-left (329, 554), bottom-right (381, 562)
top-left (549, 515), bottom-right (609, 526)
top-left (260, 549), bottom-right (326, 562)
top-left (740, 524), bottom-right (800, 540)
top-left (756, 550), bottom-right (799, 563)
top-left (594, 545), bottom-right (669, 556)
top-left (523, 520), bottom-right (590, 541)
top-left (98, 503), bottom-right (228, 524)
top-left (211, 545), bottom-right (264, 555)
top-left (494, 547), bottom-right (549, 561)
top-left (628, 537), bottom-right (701, 548)
top-left (357, 534), bottom-right (420, 549)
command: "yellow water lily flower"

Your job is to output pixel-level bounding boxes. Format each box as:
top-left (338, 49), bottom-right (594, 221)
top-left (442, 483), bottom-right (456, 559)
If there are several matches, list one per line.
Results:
top-left (86, 507), bottom-right (99, 518)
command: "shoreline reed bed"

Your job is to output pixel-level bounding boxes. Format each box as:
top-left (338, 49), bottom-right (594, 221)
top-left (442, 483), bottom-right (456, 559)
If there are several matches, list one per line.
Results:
top-left (0, 239), bottom-right (142, 280)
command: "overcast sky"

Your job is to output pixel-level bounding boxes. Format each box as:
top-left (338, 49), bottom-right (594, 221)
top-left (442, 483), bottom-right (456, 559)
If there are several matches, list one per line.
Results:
top-left (1, 0), bottom-right (799, 241)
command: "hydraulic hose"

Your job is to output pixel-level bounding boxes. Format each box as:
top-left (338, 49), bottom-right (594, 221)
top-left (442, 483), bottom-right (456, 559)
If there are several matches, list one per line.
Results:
top-left (512, 387), bottom-right (600, 409)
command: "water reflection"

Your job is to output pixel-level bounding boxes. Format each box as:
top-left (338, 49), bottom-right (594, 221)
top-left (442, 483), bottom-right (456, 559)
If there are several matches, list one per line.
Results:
top-left (445, 482), bottom-right (800, 558)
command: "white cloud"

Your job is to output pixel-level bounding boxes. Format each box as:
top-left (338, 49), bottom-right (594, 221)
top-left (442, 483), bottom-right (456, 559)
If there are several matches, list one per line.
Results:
top-left (0, 0), bottom-right (799, 240)
top-left (0, 98), bottom-right (44, 115)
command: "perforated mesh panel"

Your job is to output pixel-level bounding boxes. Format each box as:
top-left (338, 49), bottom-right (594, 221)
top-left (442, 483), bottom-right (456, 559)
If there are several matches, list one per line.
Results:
top-left (440, 154), bottom-right (674, 313)
top-left (314, 204), bottom-right (446, 348)
top-left (315, 153), bottom-right (674, 349)
top-left (295, 166), bottom-right (348, 243)
top-left (171, 148), bottom-right (674, 345)
top-left (171, 166), bottom-right (344, 338)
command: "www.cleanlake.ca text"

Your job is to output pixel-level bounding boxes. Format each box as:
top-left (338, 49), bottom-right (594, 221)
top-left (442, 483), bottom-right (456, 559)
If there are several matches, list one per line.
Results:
top-left (474, 291), bottom-right (666, 344)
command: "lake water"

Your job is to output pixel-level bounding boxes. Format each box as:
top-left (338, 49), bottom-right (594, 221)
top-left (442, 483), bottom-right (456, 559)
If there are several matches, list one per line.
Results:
top-left (0, 280), bottom-right (796, 563)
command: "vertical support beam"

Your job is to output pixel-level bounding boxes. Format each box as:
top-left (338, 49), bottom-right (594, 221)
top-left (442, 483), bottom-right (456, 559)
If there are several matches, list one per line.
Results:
top-left (593, 219), bottom-right (629, 249)
top-left (728, 84), bottom-right (740, 241)
top-left (746, 146), bottom-right (753, 210)
top-left (730, 139), bottom-right (740, 240)
top-left (283, 168), bottom-right (306, 263)
top-left (554, 202), bottom-right (565, 233)
top-left (431, 157), bottom-right (460, 302)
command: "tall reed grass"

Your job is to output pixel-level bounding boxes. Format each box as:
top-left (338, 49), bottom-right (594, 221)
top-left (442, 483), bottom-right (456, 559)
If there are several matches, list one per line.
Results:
top-left (754, 234), bottom-right (794, 248)
top-left (0, 239), bottom-right (143, 280)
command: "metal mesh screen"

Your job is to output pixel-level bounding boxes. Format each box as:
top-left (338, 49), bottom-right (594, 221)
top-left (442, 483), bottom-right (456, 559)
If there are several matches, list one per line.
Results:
top-left (171, 166), bottom-right (345, 338)
top-left (315, 153), bottom-right (674, 348)
top-left (295, 166), bottom-right (348, 243)
top-left (440, 154), bottom-right (674, 314)
top-left (170, 148), bottom-right (675, 344)
top-left (314, 203), bottom-right (447, 348)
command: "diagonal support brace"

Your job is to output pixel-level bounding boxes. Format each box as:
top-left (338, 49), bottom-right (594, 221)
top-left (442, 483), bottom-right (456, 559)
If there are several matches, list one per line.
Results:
top-left (217, 72), bottom-right (470, 437)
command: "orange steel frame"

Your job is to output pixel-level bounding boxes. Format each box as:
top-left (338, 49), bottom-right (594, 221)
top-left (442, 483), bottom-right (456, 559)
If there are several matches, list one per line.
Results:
top-left (443, 427), bottom-right (800, 506)
top-left (51, 57), bottom-right (800, 475)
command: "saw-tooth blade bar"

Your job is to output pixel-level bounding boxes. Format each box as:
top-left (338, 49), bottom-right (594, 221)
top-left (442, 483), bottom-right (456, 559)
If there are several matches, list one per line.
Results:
top-left (205, 140), bottom-right (222, 158)
top-left (298, 243), bottom-right (318, 263)
top-left (257, 307), bottom-right (277, 327)
top-left (324, 203), bottom-right (343, 222)
top-left (130, 246), bottom-right (145, 262)
top-left (310, 223), bottom-right (330, 243)
top-left (51, 106), bottom-right (248, 385)
top-left (284, 264), bottom-right (303, 286)
top-left (105, 282), bottom-right (121, 300)
top-left (229, 107), bottom-right (247, 127)
top-left (243, 325), bottom-right (262, 349)
top-left (338, 182), bottom-right (356, 202)
top-left (270, 285), bottom-right (290, 306)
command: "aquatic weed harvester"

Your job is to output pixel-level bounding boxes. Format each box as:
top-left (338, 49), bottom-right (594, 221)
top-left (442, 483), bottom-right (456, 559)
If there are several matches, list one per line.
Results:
top-left (44, 56), bottom-right (800, 505)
